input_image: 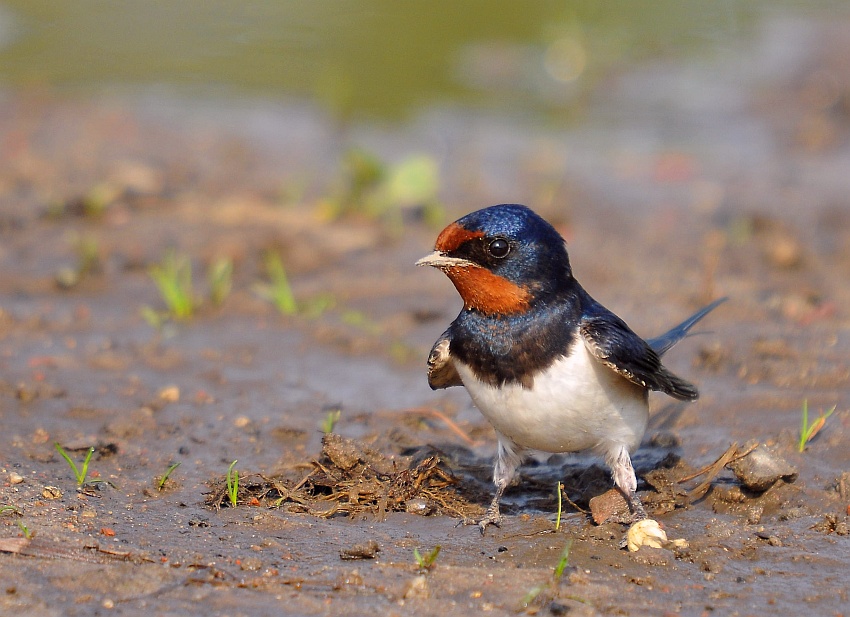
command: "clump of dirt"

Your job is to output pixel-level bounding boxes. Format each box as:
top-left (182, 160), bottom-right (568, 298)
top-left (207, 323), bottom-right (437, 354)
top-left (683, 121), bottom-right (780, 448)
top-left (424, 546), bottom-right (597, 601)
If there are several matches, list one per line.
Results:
top-left (205, 433), bottom-right (481, 520)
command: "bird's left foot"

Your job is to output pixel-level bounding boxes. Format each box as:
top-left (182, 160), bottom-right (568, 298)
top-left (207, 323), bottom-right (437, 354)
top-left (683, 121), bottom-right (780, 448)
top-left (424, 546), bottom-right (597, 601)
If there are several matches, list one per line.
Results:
top-left (606, 509), bottom-right (648, 526)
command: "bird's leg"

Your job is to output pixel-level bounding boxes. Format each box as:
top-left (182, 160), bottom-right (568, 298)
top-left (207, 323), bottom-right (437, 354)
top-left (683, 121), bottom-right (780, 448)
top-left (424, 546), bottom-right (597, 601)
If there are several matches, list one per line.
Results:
top-left (479, 482), bottom-right (506, 533)
top-left (606, 444), bottom-right (647, 524)
top-left (479, 435), bottom-right (525, 534)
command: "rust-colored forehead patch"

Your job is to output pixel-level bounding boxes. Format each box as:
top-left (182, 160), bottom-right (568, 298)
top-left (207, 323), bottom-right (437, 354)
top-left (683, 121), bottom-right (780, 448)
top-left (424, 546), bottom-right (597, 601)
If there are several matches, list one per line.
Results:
top-left (435, 222), bottom-right (485, 253)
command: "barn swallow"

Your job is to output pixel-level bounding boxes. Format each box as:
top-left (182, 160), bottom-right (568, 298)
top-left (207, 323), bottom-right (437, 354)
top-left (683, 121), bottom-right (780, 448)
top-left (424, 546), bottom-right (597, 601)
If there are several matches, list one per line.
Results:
top-left (417, 204), bottom-right (724, 533)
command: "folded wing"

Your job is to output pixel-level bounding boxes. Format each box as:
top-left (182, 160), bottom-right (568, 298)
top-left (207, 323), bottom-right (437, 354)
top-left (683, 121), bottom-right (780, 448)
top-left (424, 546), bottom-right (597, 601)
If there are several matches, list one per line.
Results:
top-left (580, 312), bottom-right (698, 401)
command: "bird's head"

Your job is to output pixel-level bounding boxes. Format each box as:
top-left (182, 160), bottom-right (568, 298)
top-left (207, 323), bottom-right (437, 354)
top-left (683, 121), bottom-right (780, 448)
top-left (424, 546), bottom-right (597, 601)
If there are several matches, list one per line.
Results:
top-left (417, 204), bottom-right (572, 315)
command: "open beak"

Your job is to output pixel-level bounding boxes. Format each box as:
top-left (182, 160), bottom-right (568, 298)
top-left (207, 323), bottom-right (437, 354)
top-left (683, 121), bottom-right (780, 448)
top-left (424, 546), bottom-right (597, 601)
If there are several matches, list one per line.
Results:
top-left (415, 251), bottom-right (473, 269)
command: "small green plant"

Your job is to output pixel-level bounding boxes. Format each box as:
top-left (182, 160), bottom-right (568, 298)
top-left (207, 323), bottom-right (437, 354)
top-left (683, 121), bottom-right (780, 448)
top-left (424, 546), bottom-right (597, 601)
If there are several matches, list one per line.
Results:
top-left (55, 235), bottom-right (102, 289)
top-left (555, 481), bottom-right (563, 531)
top-left (207, 257), bottom-right (233, 306)
top-left (254, 251), bottom-right (297, 315)
top-left (299, 293), bottom-right (335, 319)
top-left (798, 400), bottom-right (837, 453)
top-left (521, 540), bottom-right (574, 609)
top-left (157, 462), bottom-right (181, 491)
top-left (17, 520), bottom-right (33, 539)
top-left (413, 545), bottom-right (441, 572)
top-left (82, 183), bottom-right (119, 217)
top-left (55, 443), bottom-right (96, 487)
top-left (319, 149), bottom-right (443, 230)
top-left (0, 505), bottom-right (21, 517)
top-left (552, 540), bottom-right (573, 580)
top-left (74, 235), bottom-right (101, 276)
top-left (340, 309), bottom-right (382, 335)
top-left (226, 460), bottom-right (239, 507)
top-left (148, 250), bottom-right (196, 320)
top-left (320, 408), bottom-right (341, 433)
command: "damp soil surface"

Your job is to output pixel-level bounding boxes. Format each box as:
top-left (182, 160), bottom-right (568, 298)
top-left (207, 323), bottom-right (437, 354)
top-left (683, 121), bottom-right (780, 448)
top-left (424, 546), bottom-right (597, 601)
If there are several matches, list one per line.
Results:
top-left (3, 20), bottom-right (850, 617)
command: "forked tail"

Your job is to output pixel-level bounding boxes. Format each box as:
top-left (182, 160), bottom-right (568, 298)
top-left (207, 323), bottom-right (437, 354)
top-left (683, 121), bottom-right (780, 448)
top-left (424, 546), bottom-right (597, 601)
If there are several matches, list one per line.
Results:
top-left (648, 297), bottom-right (727, 356)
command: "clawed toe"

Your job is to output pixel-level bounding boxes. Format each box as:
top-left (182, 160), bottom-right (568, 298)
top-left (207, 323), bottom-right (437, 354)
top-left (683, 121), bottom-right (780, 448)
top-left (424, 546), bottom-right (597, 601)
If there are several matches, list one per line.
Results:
top-left (477, 505), bottom-right (503, 535)
top-left (603, 509), bottom-right (647, 526)
top-left (478, 514), bottom-right (502, 535)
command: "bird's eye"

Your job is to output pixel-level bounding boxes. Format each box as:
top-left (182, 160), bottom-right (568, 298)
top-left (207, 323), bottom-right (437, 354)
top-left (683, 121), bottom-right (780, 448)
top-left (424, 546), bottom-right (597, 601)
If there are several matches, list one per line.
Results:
top-left (488, 238), bottom-right (510, 258)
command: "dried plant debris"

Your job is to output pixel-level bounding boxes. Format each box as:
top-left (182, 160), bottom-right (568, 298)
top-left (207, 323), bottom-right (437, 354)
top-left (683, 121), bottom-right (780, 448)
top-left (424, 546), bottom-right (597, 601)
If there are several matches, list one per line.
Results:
top-left (0, 536), bottom-right (153, 564)
top-left (206, 434), bottom-right (480, 520)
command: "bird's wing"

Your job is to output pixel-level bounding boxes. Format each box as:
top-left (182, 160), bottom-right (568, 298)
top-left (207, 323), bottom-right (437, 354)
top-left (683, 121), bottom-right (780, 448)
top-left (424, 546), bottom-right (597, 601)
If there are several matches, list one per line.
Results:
top-left (426, 331), bottom-right (463, 389)
top-left (580, 311), bottom-right (698, 401)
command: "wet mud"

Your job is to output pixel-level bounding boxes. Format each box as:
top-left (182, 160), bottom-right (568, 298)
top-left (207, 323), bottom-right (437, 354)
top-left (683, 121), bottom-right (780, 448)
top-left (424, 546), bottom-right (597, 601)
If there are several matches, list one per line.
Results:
top-left (3, 13), bottom-right (850, 617)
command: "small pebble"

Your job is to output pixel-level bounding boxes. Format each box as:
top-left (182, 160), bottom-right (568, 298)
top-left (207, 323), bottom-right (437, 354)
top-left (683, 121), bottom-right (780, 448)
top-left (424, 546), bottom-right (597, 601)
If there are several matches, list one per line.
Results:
top-left (728, 444), bottom-right (797, 492)
top-left (405, 498), bottom-right (433, 516)
top-left (340, 539), bottom-right (380, 560)
top-left (589, 488), bottom-right (630, 524)
top-left (746, 505), bottom-right (764, 525)
top-left (42, 486), bottom-right (62, 499)
top-left (240, 557), bottom-right (263, 571)
top-left (9, 472), bottom-right (24, 485)
top-left (158, 385), bottom-right (180, 402)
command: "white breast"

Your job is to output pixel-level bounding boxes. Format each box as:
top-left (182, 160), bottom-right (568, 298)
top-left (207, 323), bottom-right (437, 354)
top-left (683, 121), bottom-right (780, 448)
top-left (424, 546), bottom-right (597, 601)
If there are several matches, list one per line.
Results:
top-left (455, 339), bottom-right (649, 455)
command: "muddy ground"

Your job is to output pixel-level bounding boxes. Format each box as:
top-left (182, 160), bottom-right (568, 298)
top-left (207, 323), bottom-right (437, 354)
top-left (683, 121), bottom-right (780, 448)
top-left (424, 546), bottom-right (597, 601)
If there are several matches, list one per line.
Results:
top-left (3, 14), bottom-right (850, 617)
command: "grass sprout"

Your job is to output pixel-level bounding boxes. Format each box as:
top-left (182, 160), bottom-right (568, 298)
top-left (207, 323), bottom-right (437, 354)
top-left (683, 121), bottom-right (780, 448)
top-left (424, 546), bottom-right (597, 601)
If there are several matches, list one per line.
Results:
top-left (74, 235), bottom-right (101, 276)
top-left (207, 257), bottom-right (233, 306)
top-left (553, 540), bottom-right (573, 580)
top-left (320, 408), bottom-right (341, 434)
top-left (55, 443), bottom-right (96, 487)
top-left (0, 505), bottom-right (21, 517)
top-left (254, 251), bottom-right (297, 315)
top-left (520, 540), bottom-right (574, 609)
top-left (555, 481), bottom-right (563, 531)
top-left (17, 520), bottom-right (33, 539)
top-left (55, 235), bottom-right (102, 289)
top-left (148, 250), bottom-right (196, 320)
top-left (413, 545), bottom-right (441, 572)
top-left (157, 462), bottom-right (181, 491)
top-left (798, 400), bottom-right (837, 453)
top-left (226, 460), bottom-right (239, 507)
top-left (82, 183), bottom-right (119, 217)
top-left (319, 149), bottom-right (443, 230)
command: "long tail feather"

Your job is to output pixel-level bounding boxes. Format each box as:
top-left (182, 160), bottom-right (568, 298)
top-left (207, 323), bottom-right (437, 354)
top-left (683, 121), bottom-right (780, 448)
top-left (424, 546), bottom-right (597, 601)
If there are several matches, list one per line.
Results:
top-left (648, 297), bottom-right (727, 356)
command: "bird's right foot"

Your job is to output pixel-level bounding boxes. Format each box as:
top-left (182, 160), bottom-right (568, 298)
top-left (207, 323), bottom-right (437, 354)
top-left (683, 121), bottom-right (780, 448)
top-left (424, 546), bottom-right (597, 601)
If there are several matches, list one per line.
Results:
top-left (477, 506), bottom-right (502, 535)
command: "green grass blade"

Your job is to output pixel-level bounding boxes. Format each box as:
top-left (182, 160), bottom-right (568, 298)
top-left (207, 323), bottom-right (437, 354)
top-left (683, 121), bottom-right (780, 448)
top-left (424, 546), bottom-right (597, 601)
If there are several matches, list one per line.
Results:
top-left (553, 540), bottom-right (573, 580)
top-left (226, 460), bottom-right (239, 506)
top-left (55, 443), bottom-right (82, 484)
top-left (555, 481), bottom-right (563, 531)
top-left (798, 400), bottom-right (808, 453)
top-left (158, 462), bottom-right (181, 490)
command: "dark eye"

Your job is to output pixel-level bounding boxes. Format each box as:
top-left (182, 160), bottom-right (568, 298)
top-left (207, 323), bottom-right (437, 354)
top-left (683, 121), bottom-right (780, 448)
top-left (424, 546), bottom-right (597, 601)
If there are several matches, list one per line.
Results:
top-left (488, 238), bottom-right (510, 258)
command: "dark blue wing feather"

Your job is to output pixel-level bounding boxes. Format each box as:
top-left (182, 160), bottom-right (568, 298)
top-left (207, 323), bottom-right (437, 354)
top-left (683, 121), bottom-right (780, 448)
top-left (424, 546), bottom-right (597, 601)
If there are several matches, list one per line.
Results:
top-left (580, 305), bottom-right (699, 401)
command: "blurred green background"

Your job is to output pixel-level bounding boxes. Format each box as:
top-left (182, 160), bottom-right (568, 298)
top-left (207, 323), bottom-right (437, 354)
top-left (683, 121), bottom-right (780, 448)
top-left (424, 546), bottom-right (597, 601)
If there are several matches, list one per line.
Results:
top-left (0, 1), bottom-right (824, 121)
